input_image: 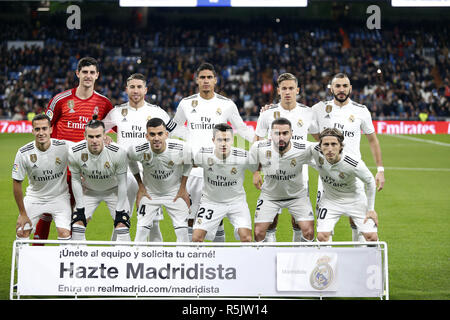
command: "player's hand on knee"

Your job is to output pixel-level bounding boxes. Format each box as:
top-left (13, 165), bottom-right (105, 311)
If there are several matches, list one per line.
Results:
top-left (136, 186), bottom-right (151, 208)
top-left (174, 189), bottom-right (190, 208)
top-left (364, 210), bottom-right (378, 227)
top-left (253, 171), bottom-right (263, 190)
top-left (16, 214), bottom-right (32, 233)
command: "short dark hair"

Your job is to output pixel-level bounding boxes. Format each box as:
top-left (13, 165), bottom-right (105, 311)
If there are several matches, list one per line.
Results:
top-left (213, 123), bottom-right (233, 138)
top-left (77, 57), bottom-right (99, 72)
top-left (319, 128), bottom-right (345, 152)
top-left (32, 113), bottom-right (51, 127)
top-left (271, 117), bottom-right (292, 129)
top-left (85, 114), bottom-right (105, 131)
top-left (127, 73), bottom-right (146, 85)
top-left (330, 73), bottom-right (350, 85)
top-left (277, 73), bottom-right (298, 86)
top-left (147, 117), bottom-right (166, 129)
top-left (196, 62), bottom-right (216, 77)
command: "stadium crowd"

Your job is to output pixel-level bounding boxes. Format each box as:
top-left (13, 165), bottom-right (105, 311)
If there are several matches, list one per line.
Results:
top-left (1, 20), bottom-right (449, 121)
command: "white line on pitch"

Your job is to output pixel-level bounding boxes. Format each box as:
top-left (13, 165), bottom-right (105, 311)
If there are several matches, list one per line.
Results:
top-left (387, 135), bottom-right (450, 147)
top-left (368, 166), bottom-right (450, 172)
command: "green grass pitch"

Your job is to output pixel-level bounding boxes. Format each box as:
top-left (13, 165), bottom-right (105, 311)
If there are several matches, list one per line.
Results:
top-left (0, 132), bottom-right (449, 299)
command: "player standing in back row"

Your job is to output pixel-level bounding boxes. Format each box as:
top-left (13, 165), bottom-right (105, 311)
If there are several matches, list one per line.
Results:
top-left (173, 62), bottom-right (254, 241)
top-left (309, 73), bottom-right (385, 242)
top-left (34, 57), bottom-right (113, 243)
top-left (103, 73), bottom-right (183, 242)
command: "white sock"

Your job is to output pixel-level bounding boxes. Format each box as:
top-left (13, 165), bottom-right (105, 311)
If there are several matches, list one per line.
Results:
top-left (71, 225), bottom-right (86, 241)
top-left (175, 227), bottom-right (188, 242)
top-left (149, 221), bottom-right (163, 242)
top-left (264, 229), bottom-right (277, 242)
top-left (110, 227), bottom-right (117, 241)
top-left (135, 226), bottom-right (151, 242)
top-left (115, 227), bottom-right (131, 242)
top-left (292, 227), bottom-right (303, 242)
top-left (234, 228), bottom-right (240, 241)
top-left (213, 223), bottom-right (225, 242)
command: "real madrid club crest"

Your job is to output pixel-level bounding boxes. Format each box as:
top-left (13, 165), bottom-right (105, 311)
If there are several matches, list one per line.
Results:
top-left (230, 167), bottom-right (237, 175)
top-left (168, 160), bottom-right (174, 168)
top-left (30, 154), bottom-right (37, 163)
top-left (81, 153), bottom-right (88, 162)
top-left (325, 104), bottom-right (333, 113)
top-left (121, 108), bottom-right (128, 121)
top-left (339, 172), bottom-right (345, 179)
top-left (143, 153), bottom-right (151, 161)
top-left (318, 157), bottom-right (324, 165)
top-left (349, 115), bottom-right (355, 122)
top-left (216, 108), bottom-right (222, 116)
top-left (55, 157), bottom-right (62, 165)
top-left (290, 159), bottom-right (297, 167)
top-left (197, 218), bottom-right (202, 225)
top-left (266, 150), bottom-right (272, 159)
top-left (147, 116), bottom-right (152, 121)
top-left (310, 256), bottom-right (334, 290)
top-left (207, 157), bottom-right (214, 166)
top-left (68, 100), bottom-right (75, 113)
top-left (192, 100), bottom-right (198, 108)
top-left (104, 161), bottom-right (110, 169)
top-left (297, 119), bottom-right (303, 127)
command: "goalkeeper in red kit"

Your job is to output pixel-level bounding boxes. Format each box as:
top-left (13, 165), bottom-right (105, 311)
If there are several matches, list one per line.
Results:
top-left (34, 57), bottom-right (113, 244)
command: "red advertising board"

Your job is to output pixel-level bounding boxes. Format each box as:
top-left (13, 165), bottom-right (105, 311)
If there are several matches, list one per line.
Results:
top-left (1, 120), bottom-right (449, 134)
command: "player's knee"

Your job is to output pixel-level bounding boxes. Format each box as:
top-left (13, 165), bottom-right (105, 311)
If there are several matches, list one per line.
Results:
top-left (58, 228), bottom-right (71, 239)
top-left (317, 232), bottom-right (330, 242)
top-left (363, 232), bottom-right (378, 241)
top-left (302, 229), bottom-right (314, 240)
top-left (254, 227), bottom-right (266, 242)
top-left (16, 229), bottom-right (31, 239)
top-left (239, 233), bottom-right (252, 242)
top-left (191, 234), bottom-right (204, 242)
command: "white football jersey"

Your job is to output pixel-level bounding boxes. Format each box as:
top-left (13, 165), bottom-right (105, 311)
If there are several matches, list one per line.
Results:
top-left (255, 102), bottom-right (314, 142)
top-left (68, 141), bottom-right (128, 192)
top-left (12, 139), bottom-right (69, 200)
top-left (173, 93), bottom-right (254, 154)
top-left (103, 101), bottom-right (176, 145)
top-left (309, 145), bottom-right (376, 210)
top-left (194, 147), bottom-right (257, 203)
top-left (127, 138), bottom-right (192, 197)
top-left (249, 139), bottom-right (312, 201)
top-left (309, 99), bottom-right (375, 158)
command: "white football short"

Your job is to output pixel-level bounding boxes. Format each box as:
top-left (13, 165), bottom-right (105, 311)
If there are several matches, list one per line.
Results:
top-left (193, 198), bottom-right (252, 241)
top-left (127, 171), bottom-right (163, 221)
top-left (22, 193), bottom-right (71, 231)
top-left (137, 196), bottom-right (189, 230)
top-left (316, 196), bottom-right (378, 234)
top-left (254, 194), bottom-right (314, 223)
top-left (83, 187), bottom-right (129, 221)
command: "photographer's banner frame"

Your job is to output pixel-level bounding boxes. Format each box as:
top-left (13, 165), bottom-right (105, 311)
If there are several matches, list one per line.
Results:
top-left (10, 241), bottom-right (388, 299)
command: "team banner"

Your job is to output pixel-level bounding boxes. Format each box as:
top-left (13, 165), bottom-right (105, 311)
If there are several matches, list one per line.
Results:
top-left (15, 244), bottom-right (386, 298)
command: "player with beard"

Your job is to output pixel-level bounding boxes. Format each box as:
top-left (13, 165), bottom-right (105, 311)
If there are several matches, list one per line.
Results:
top-left (250, 118), bottom-right (314, 242)
top-left (309, 73), bottom-right (384, 242)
